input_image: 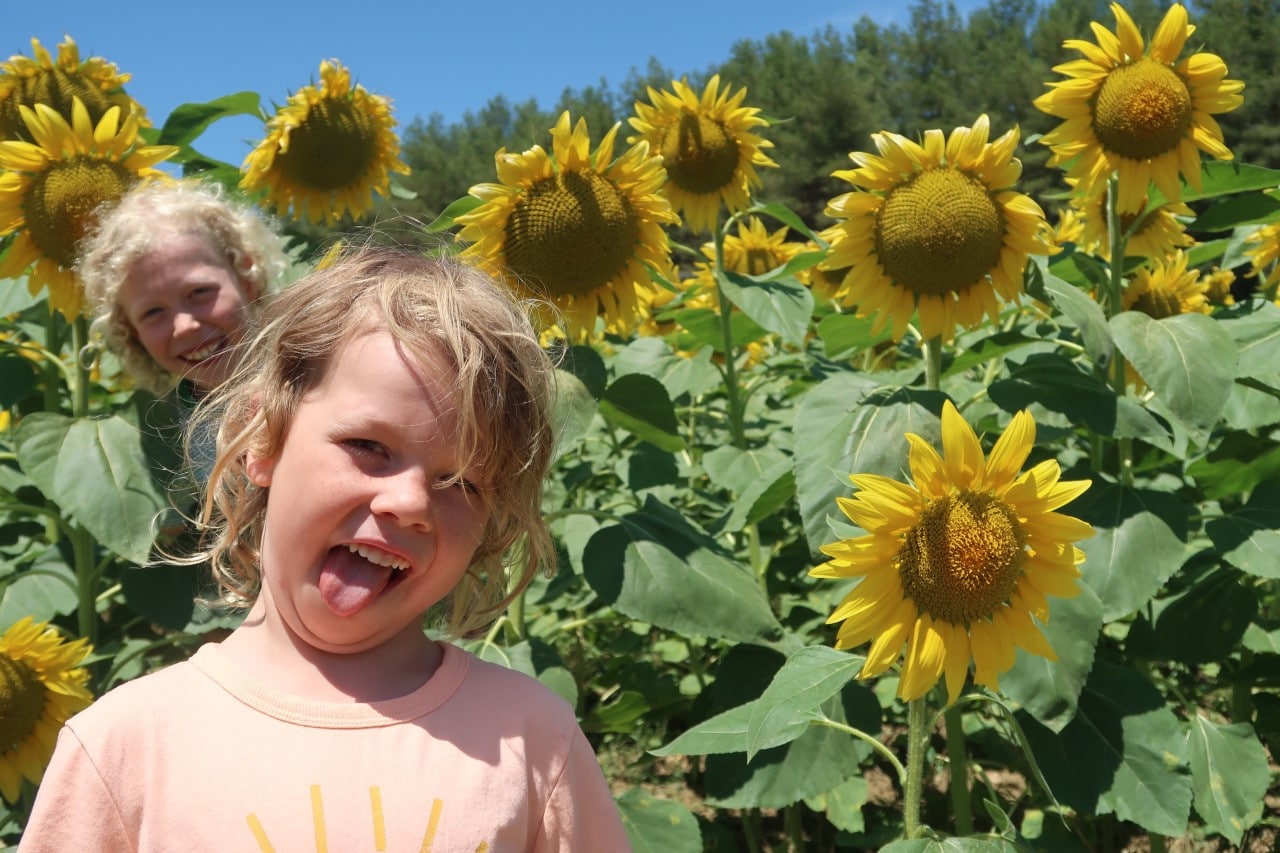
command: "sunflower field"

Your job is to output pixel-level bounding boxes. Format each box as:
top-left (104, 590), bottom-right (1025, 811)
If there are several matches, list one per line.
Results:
top-left (2, 1), bottom-right (1280, 850)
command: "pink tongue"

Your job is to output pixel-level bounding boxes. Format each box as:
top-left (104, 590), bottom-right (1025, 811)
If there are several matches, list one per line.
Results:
top-left (319, 549), bottom-right (393, 617)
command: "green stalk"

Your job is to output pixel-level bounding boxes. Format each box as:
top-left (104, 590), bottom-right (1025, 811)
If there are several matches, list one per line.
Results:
top-left (743, 808), bottom-right (764, 853)
top-left (711, 219), bottom-right (746, 448)
top-left (903, 697), bottom-right (929, 839)
top-left (923, 336), bottom-right (943, 393)
top-left (945, 704), bottom-right (973, 836)
top-left (785, 804), bottom-right (804, 851)
top-left (507, 585), bottom-right (526, 641)
top-left (1104, 179), bottom-right (1134, 487)
top-left (69, 317), bottom-right (98, 648)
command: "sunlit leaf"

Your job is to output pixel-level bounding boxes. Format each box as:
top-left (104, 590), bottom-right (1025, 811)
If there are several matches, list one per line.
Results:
top-left (716, 269), bottom-right (814, 348)
top-left (617, 788), bottom-right (702, 853)
top-left (1187, 717), bottom-right (1269, 844)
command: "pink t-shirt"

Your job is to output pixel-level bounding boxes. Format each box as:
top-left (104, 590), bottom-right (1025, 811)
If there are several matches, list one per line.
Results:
top-left (21, 642), bottom-right (630, 852)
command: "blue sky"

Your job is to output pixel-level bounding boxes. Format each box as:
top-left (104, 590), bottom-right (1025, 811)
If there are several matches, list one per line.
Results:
top-left (10, 1), bottom-right (989, 166)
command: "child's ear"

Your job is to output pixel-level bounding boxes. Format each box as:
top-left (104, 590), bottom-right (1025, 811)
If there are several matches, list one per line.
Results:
top-left (245, 451), bottom-right (275, 487)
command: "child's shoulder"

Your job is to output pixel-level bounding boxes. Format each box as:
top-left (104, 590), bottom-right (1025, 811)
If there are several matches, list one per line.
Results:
top-left (62, 654), bottom-right (209, 738)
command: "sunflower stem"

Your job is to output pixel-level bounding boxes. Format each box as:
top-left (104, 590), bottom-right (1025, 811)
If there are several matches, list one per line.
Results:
top-left (810, 717), bottom-right (908, 781)
top-left (785, 804), bottom-right (804, 851)
top-left (944, 704), bottom-right (973, 836)
top-left (1104, 179), bottom-right (1134, 487)
top-left (712, 219), bottom-right (746, 448)
top-left (903, 696), bottom-right (929, 839)
top-left (923, 336), bottom-right (943, 393)
top-left (69, 317), bottom-right (99, 653)
top-left (742, 808), bottom-right (765, 853)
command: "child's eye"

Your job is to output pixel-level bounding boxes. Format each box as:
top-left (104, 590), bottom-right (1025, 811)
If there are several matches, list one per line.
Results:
top-left (137, 306), bottom-right (164, 323)
top-left (342, 438), bottom-right (386, 457)
top-left (437, 475), bottom-right (480, 494)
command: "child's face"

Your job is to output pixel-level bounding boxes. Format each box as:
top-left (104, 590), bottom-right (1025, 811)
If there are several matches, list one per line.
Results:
top-left (118, 234), bottom-right (256, 392)
top-left (246, 330), bottom-right (492, 655)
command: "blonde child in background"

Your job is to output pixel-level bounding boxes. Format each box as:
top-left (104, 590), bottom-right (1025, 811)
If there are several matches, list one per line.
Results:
top-left (21, 248), bottom-right (630, 851)
top-left (78, 179), bottom-right (287, 482)
top-left (80, 179), bottom-right (287, 397)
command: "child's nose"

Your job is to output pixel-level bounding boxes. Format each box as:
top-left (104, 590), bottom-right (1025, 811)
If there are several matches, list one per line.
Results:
top-left (172, 312), bottom-right (201, 335)
top-left (370, 468), bottom-right (433, 529)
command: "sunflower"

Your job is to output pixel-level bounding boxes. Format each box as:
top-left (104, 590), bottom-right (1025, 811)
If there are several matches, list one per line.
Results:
top-left (628, 75), bottom-right (776, 234)
top-left (0, 36), bottom-right (145, 143)
top-left (813, 401), bottom-right (1093, 704)
top-left (0, 617), bottom-right (93, 803)
top-left (456, 111), bottom-right (677, 341)
top-left (0, 99), bottom-right (176, 317)
top-left (1122, 249), bottom-right (1210, 318)
top-left (689, 215), bottom-right (807, 308)
top-left (1034, 2), bottom-right (1244, 215)
top-left (1245, 223), bottom-right (1280, 295)
top-left (1044, 205), bottom-right (1086, 251)
top-left (241, 60), bottom-right (408, 225)
top-left (1074, 191), bottom-right (1194, 260)
top-left (800, 237), bottom-right (848, 304)
top-left (822, 115), bottom-right (1051, 343)
top-left (1202, 266), bottom-right (1236, 306)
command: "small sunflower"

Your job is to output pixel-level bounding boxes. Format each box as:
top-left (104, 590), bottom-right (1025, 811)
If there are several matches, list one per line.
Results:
top-left (0, 99), bottom-right (176, 317)
top-left (1044, 205), bottom-right (1086, 250)
top-left (1202, 266), bottom-right (1235, 306)
top-left (628, 75), bottom-right (776, 234)
top-left (689, 215), bottom-right (807, 308)
top-left (241, 60), bottom-right (409, 225)
top-left (823, 115), bottom-right (1051, 343)
top-left (456, 111), bottom-right (677, 341)
top-left (813, 401), bottom-right (1093, 704)
top-left (1122, 249), bottom-right (1210, 317)
top-left (799, 237), bottom-right (848, 304)
top-left (0, 36), bottom-right (145, 143)
top-left (1035, 2), bottom-right (1244, 215)
top-left (1245, 223), bottom-right (1280, 294)
top-left (0, 617), bottom-right (93, 803)
top-left (1075, 190), bottom-right (1194, 260)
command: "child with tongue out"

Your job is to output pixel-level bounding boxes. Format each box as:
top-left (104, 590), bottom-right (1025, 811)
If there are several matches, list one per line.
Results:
top-left (22, 248), bottom-right (630, 851)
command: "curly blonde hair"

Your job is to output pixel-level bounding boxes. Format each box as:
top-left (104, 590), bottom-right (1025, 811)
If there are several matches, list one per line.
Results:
top-left (192, 246), bottom-right (559, 637)
top-left (79, 179), bottom-right (288, 393)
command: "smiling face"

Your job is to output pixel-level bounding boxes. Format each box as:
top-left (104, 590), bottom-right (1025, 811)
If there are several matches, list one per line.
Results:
top-left (118, 233), bottom-right (257, 392)
top-left (245, 330), bottom-right (492, 656)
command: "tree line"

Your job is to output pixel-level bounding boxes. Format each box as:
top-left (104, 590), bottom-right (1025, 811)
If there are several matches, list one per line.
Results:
top-left (383, 0), bottom-right (1280, 232)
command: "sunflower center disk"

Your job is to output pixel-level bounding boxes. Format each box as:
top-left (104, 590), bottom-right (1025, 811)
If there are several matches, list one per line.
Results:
top-left (277, 98), bottom-right (378, 191)
top-left (875, 169), bottom-right (1005, 297)
top-left (504, 170), bottom-right (637, 299)
top-left (0, 655), bottom-right (47, 751)
top-left (661, 112), bottom-right (740, 195)
top-left (744, 247), bottom-right (778, 277)
top-left (24, 159), bottom-right (132, 268)
top-left (0, 68), bottom-right (114, 140)
top-left (1093, 59), bottom-right (1193, 160)
top-left (897, 490), bottom-right (1027, 625)
top-left (1131, 287), bottom-right (1183, 319)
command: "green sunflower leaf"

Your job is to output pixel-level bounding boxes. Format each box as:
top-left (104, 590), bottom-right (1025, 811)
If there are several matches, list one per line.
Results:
top-left (1205, 480), bottom-right (1280, 579)
top-left (158, 91), bottom-right (262, 148)
top-left (1074, 482), bottom-right (1189, 621)
top-left (1110, 311), bottom-right (1238, 444)
top-left (616, 788), bottom-right (702, 853)
top-left (14, 411), bottom-right (172, 564)
top-left (1187, 717), bottom-right (1269, 844)
top-left (597, 373), bottom-right (684, 453)
top-left (1036, 264), bottom-right (1114, 368)
top-left (793, 378), bottom-right (945, 554)
top-left (1192, 192), bottom-right (1280, 231)
top-left (613, 336), bottom-right (720, 399)
top-left (1018, 662), bottom-right (1192, 837)
top-left (1188, 429), bottom-right (1280, 499)
top-left (745, 645), bottom-right (864, 761)
top-left (1217, 301), bottom-right (1280, 381)
top-left (880, 839), bottom-right (1024, 852)
top-left (1148, 162), bottom-right (1280, 206)
top-left (816, 312), bottom-right (894, 360)
top-left (0, 548), bottom-right (77, 626)
top-left (582, 497), bottom-right (782, 645)
top-left (716, 269), bottom-right (814, 348)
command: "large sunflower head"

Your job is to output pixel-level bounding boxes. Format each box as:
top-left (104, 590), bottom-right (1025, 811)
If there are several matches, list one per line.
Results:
top-left (822, 115), bottom-right (1052, 343)
top-left (240, 59), bottom-right (409, 225)
top-left (456, 111), bottom-right (677, 342)
top-left (0, 98), bottom-right (177, 317)
top-left (1122, 249), bottom-right (1210, 318)
top-left (812, 401), bottom-right (1093, 704)
top-left (0, 617), bottom-right (93, 803)
top-left (0, 36), bottom-right (146, 143)
top-left (627, 75), bottom-right (777, 234)
top-left (1034, 2), bottom-right (1244, 215)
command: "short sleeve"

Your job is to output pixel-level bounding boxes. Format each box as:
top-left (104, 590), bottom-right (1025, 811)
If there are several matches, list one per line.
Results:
top-left (535, 726), bottom-right (631, 852)
top-left (19, 726), bottom-right (131, 852)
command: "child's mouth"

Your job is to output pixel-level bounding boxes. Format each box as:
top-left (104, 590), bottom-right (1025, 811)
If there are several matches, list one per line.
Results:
top-left (318, 544), bottom-right (410, 617)
top-left (181, 338), bottom-right (227, 364)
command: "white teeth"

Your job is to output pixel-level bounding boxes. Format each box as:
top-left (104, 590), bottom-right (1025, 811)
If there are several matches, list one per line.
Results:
top-left (183, 341), bottom-right (221, 362)
top-left (347, 543), bottom-right (410, 572)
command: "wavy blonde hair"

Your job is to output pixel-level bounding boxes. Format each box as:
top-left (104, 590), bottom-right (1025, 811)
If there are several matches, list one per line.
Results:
top-left (79, 179), bottom-right (287, 393)
top-left (191, 246), bottom-right (558, 637)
